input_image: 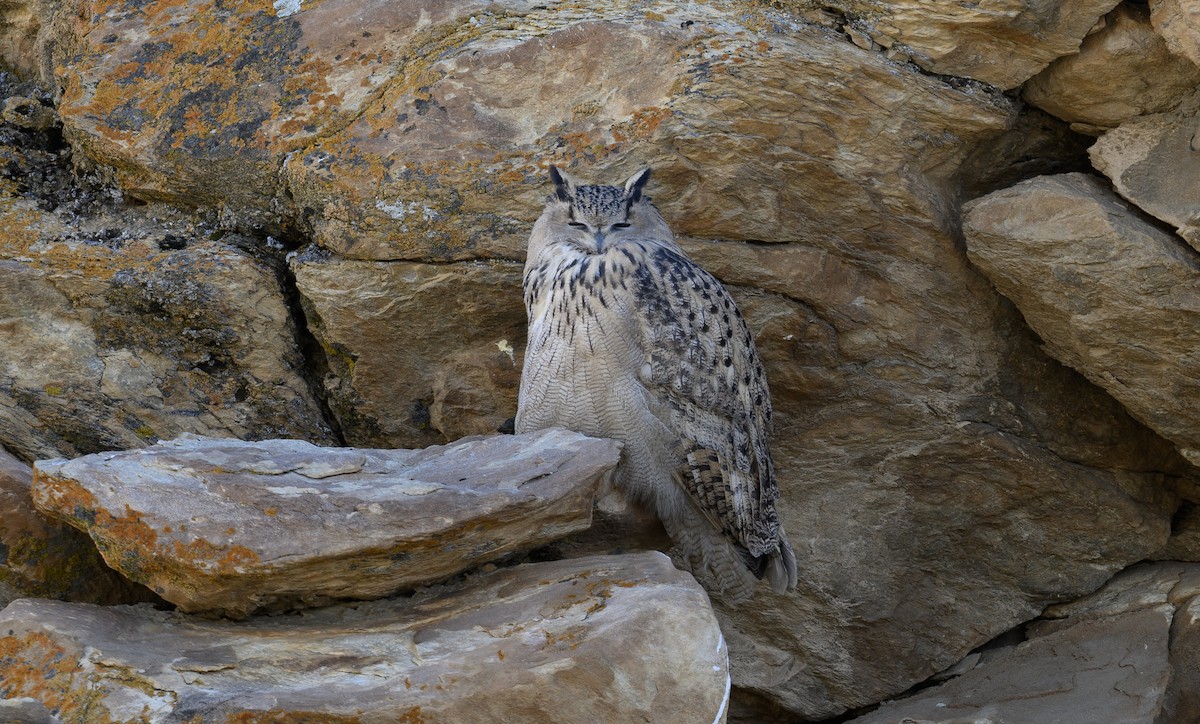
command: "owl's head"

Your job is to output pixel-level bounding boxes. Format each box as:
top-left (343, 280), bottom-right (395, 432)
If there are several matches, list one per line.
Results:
top-left (535, 165), bottom-right (673, 254)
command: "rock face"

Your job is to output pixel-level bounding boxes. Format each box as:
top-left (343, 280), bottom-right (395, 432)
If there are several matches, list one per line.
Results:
top-left (852, 563), bottom-right (1200, 723)
top-left (292, 253), bottom-right (525, 447)
top-left (1023, 4), bottom-right (1200, 134)
top-left (33, 429), bottom-right (619, 617)
top-left (963, 173), bottom-right (1200, 466)
top-left (0, 552), bottom-right (731, 723)
top-left (1150, 0), bottom-right (1200, 67)
top-left (0, 237), bottom-right (337, 461)
top-left (816, 0), bottom-right (1121, 89)
top-left (1090, 89), bottom-right (1200, 250)
top-left (0, 80), bottom-right (337, 461)
top-left (0, 0), bottom-right (1196, 720)
top-left (0, 446), bottom-right (155, 608)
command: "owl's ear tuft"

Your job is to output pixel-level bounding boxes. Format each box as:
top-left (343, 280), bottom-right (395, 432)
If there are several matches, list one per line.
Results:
top-left (549, 165), bottom-right (573, 202)
top-left (624, 167), bottom-right (652, 201)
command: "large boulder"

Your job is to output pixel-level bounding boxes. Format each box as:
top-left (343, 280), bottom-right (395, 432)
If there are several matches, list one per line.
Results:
top-left (0, 552), bottom-right (731, 723)
top-left (291, 252), bottom-right (525, 447)
top-left (1150, 0), bottom-right (1200, 67)
top-left (814, 0), bottom-right (1121, 89)
top-left (0, 447), bottom-right (155, 608)
top-left (1023, 4), bottom-right (1200, 134)
top-left (1089, 89), bottom-right (1200, 250)
top-left (32, 430), bottom-right (619, 617)
top-left (963, 173), bottom-right (1200, 466)
top-left (0, 75), bottom-right (337, 461)
top-left (852, 563), bottom-right (1200, 723)
top-left (0, 230), bottom-right (338, 460)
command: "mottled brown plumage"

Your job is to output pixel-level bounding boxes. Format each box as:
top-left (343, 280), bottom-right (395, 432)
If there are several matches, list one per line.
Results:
top-left (515, 166), bottom-right (796, 601)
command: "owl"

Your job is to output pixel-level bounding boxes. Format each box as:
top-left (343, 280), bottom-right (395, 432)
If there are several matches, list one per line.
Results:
top-left (515, 165), bottom-right (796, 602)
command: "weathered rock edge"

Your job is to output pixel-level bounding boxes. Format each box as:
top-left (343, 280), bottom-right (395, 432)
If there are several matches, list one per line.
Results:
top-left (31, 429), bottom-right (620, 617)
top-left (0, 552), bottom-right (730, 723)
top-left (963, 172), bottom-right (1200, 465)
top-left (851, 562), bottom-right (1200, 723)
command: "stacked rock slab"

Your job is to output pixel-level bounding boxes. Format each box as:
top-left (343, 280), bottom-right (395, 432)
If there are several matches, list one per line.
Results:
top-left (0, 552), bottom-right (731, 723)
top-left (0, 447), bottom-right (157, 608)
top-left (963, 173), bottom-right (1200, 467)
top-left (32, 429), bottom-right (619, 617)
top-left (851, 563), bottom-right (1200, 723)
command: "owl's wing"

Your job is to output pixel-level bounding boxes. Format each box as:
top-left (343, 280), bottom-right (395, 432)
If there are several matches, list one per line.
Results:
top-left (629, 241), bottom-right (782, 559)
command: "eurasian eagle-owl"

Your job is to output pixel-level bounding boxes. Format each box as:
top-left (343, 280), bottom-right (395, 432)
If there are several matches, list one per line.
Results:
top-left (515, 166), bottom-right (796, 601)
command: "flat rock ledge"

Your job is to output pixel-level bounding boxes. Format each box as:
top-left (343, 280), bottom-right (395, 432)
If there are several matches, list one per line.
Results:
top-left (0, 552), bottom-right (730, 723)
top-left (31, 429), bottom-right (620, 617)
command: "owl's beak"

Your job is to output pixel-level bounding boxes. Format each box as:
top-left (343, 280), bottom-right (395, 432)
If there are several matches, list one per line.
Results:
top-left (592, 232), bottom-right (606, 253)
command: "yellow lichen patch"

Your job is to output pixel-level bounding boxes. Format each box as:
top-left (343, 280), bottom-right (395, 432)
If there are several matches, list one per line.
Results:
top-left (33, 472), bottom-right (101, 524)
top-left (0, 631), bottom-right (104, 722)
top-left (396, 707), bottom-right (424, 724)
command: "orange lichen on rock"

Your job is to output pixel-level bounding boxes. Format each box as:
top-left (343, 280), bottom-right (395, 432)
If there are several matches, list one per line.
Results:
top-left (611, 106), bottom-right (672, 142)
top-left (0, 631), bottom-right (101, 722)
top-left (172, 537), bottom-right (261, 572)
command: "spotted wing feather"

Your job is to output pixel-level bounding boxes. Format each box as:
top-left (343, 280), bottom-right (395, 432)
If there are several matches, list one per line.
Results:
top-left (631, 242), bottom-right (781, 559)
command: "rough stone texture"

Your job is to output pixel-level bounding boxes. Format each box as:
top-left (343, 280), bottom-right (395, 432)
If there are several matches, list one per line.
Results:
top-left (672, 237), bottom-right (1185, 719)
top-left (853, 604), bottom-right (1171, 721)
top-left (292, 252), bottom-right (525, 448)
top-left (1151, 0), bottom-right (1200, 67)
top-left (963, 173), bottom-right (1200, 466)
top-left (1024, 4), bottom-right (1200, 134)
top-left (853, 563), bottom-right (1200, 723)
top-left (1090, 89), bottom-right (1200, 249)
top-left (0, 0), bottom-right (1195, 719)
top-left (0, 446), bottom-right (156, 608)
top-left (0, 552), bottom-right (731, 723)
top-left (0, 226), bottom-right (338, 460)
top-left (0, 79), bottom-right (336, 461)
top-left (808, 0), bottom-right (1121, 89)
top-left (32, 429), bottom-right (618, 617)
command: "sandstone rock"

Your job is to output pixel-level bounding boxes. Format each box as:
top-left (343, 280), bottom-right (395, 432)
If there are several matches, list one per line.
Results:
top-left (29, 0), bottom-right (1019, 261)
top-left (4, 0), bottom-right (1195, 719)
top-left (1023, 4), bottom-right (1200, 133)
top-left (292, 252), bottom-right (525, 447)
top-left (1090, 89), bottom-right (1200, 248)
top-left (852, 595), bottom-right (1170, 720)
top-left (32, 429), bottom-right (618, 617)
top-left (963, 173), bottom-right (1200, 466)
top-left (0, 446), bottom-right (155, 608)
top-left (853, 563), bottom-right (1200, 723)
top-left (283, 6), bottom-right (1023, 262)
top-left (0, 228), bottom-right (337, 460)
top-left (1150, 0), bottom-right (1200, 67)
top-left (0, 552), bottom-right (729, 723)
top-left (817, 0), bottom-right (1121, 89)
top-left (0, 80), bottom-right (336, 461)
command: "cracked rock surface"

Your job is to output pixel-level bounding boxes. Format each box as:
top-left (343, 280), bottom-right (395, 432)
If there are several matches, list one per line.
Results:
top-left (0, 552), bottom-right (730, 723)
top-left (32, 429), bottom-right (618, 617)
